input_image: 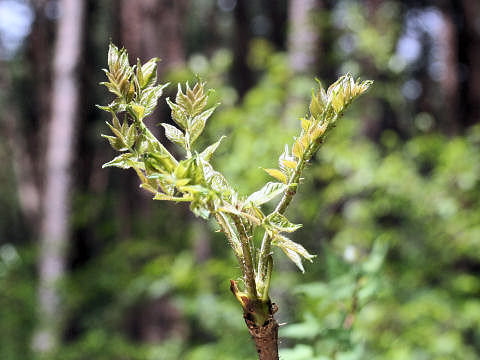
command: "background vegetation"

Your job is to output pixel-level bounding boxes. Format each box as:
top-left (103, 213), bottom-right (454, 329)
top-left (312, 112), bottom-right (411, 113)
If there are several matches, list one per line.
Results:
top-left (0, 0), bottom-right (479, 359)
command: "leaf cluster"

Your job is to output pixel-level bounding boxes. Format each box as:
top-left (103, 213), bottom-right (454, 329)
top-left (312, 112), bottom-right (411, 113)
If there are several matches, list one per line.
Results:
top-left (98, 43), bottom-right (372, 309)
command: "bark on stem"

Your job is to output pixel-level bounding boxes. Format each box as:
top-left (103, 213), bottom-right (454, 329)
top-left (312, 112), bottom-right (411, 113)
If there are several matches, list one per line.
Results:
top-left (245, 308), bottom-right (279, 360)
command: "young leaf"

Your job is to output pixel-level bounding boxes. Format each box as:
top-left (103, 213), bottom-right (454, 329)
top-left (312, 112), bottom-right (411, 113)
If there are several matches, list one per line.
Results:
top-left (126, 124), bottom-right (137, 148)
top-left (161, 123), bottom-right (186, 148)
top-left (166, 98), bottom-right (188, 129)
top-left (292, 140), bottom-right (303, 159)
top-left (128, 104), bottom-right (145, 121)
top-left (265, 212), bottom-right (302, 233)
top-left (102, 153), bottom-right (137, 169)
top-left (140, 83), bottom-right (169, 117)
top-left (153, 193), bottom-right (192, 202)
top-left (272, 235), bottom-right (315, 273)
top-left (245, 182), bottom-right (287, 207)
top-left (139, 58), bottom-right (159, 89)
top-left (282, 159), bottom-right (297, 170)
top-left (101, 134), bottom-right (126, 152)
top-left (200, 136), bottom-right (226, 161)
top-left (263, 168), bottom-right (287, 184)
top-left (188, 106), bottom-right (218, 144)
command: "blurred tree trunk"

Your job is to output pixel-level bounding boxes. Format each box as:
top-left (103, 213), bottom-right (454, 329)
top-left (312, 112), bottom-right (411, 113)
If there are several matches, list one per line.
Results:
top-left (438, 7), bottom-right (460, 133)
top-left (0, 66), bottom-right (40, 226)
top-left (287, 0), bottom-right (321, 74)
top-left (233, 0), bottom-right (254, 96)
top-left (34, 0), bottom-right (85, 354)
top-left (461, 0), bottom-right (480, 126)
top-left (120, 0), bottom-right (187, 70)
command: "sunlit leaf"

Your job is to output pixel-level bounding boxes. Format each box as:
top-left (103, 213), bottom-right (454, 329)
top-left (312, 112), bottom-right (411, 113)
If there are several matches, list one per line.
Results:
top-left (263, 168), bottom-right (287, 183)
top-left (273, 235), bottom-right (315, 273)
top-left (245, 182), bottom-right (287, 207)
top-left (265, 212), bottom-right (302, 233)
top-left (161, 123), bottom-right (186, 148)
top-left (200, 136), bottom-right (226, 161)
top-left (189, 105), bottom-right (218, 144)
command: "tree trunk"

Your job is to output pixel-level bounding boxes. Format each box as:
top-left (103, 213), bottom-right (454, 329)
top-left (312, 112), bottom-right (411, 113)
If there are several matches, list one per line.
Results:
top-left (33, 0), bottom-right (85, 353)
top-left (461, 0), bottom-right (480, 127)
top-left (287, 0), bottom-right (321, 74)
top-left (438, 7), bottom-right (460, 134)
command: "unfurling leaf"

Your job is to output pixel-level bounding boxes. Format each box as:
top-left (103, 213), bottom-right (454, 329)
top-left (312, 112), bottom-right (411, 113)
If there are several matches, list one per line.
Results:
top-left (128, 104), bottom-right (145, 121)
top-left (102, 153), bottom-right (139, 169)
top-left (282, 159), bottom-right (297, 170)
top-left (272, 235), bottom-right (315, 273)
top-left (176, 82), bottom-right (209, 117)
top-left (200, 136), bottom-right (226, 161)
top-left (264, 212), bottom-right (302, 233)
top-left (166, 98), bottom-right (188, 129)
top-left (300, 117), bottom-right (312, 132)
top-left (138, 58), bottom-right (159, 89)
top-left (292, 141), bottom-right (304, 159)
top-left (161, 123), bottom-right (186, 148)
top-left (144, 152), bottom-right (176, 173)
top-left (153, 193), bottom-right (192, 202)
top-left (140, 84), bottom-right (169, 117)
top-left (245, 182), bottom-right (287, 207)
top-left (263, 168), bottom-right (287, 184)
top-left (102, 134), bottom-right (127, 152)
top-left (189, 106), bottom-right (218, 144)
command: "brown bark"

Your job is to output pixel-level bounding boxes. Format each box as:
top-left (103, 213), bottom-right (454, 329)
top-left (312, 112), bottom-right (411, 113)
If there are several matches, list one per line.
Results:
top-left (245, 313), bottom-right (279, 360)
top-left (231, 282), bottom-right (279, 360)
top-left (34, 0), bottom-right (85, 353)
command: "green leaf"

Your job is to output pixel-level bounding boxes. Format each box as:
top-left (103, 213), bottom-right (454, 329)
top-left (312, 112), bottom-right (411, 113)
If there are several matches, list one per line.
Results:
top-left (127, 104), bottom-right (145, 121)
top-left (198, 158), bottom-right (232, 195)
top-left (174, 158), bottom-right (203, 185)
top-left (140, 83), bottom-right (168, 117)
top-left (105, 122), bottom-right (128, 150)
top-left (166, 97), bottom-right (188, 129)
top-left (144, 152), bottom-right (176, 173)
top-left (273, 235), bottom-right (315, 273)
top-left (101, 134), bottom-right (126, 152)
top-left (245, 182), bottom-right (287, 207)
top-left (102, 153), bottom-right (136, 169)
top-left (292, 140), bottom-right (304, 159)
top-left (139, 58), bottom-right (159, 89)
top-left (263, 168), bottom-right (287, 184)
top-left (125, 124), bottom-right (137, 148)
top-left (265, 212), bottom-right (302, 233)
top-left (161, 123), bottom-right (186, 148)
top-left (200, 136), bottom-right (226, 161)
top-left (188, 105), bottom-right (218, 144)
top-left (282, 159), bottom-right (297, 170)
top-left (176, 81), bottom-right (209, 117)
top-left (153, 193), bottom-right (192, 202)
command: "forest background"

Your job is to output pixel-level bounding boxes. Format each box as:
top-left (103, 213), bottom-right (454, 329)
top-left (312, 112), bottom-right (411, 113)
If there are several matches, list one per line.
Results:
top-left (0, 0), bottom-right (479, 359)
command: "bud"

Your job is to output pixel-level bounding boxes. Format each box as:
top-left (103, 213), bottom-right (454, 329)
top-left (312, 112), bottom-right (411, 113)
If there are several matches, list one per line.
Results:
top-left (309, 91), bottom-right (324, 119)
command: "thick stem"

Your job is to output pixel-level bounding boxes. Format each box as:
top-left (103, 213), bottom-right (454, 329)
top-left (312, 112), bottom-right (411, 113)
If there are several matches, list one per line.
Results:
top-left (245, 309), bottom-right (279, 360)
top-left (232, 215), bottom-right (258, 299)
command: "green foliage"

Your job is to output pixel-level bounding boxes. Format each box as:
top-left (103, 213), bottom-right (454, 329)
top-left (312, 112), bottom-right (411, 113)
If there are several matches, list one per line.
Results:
top-left (98, 44), bottom-right (372, 322)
